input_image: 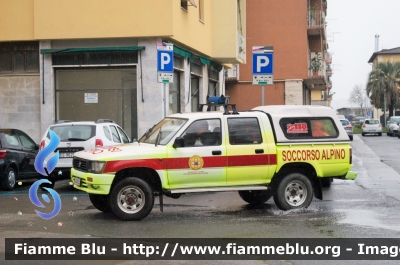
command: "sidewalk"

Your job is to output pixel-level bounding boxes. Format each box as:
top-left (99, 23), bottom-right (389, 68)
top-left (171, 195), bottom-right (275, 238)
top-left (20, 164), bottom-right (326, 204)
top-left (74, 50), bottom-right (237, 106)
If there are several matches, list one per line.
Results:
top-left (351, 134), bottom-right (400, 201)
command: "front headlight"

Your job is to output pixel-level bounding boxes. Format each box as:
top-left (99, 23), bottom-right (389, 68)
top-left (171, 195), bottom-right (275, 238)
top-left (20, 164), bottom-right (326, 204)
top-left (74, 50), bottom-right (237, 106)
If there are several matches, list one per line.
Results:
top-left (88, 161), bottom-right (106, 174)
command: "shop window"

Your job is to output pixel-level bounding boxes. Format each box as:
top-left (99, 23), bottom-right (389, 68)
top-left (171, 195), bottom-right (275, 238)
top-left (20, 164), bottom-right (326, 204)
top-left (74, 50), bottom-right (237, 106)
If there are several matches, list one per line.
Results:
top-left (169, 71), bottom-right (181, 115)
top-left (52, 51), bottom-right (138, 65)
top-left (0, 42), bottom-right (39, 74)
top-left (191, 76), bottom-right (200, 112)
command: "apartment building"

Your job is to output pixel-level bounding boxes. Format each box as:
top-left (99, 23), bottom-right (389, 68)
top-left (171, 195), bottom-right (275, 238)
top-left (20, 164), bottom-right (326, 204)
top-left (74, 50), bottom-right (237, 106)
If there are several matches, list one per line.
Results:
top-left (225, 0), bottom-right (332, 109)
top-left (0, 0), bottom-right (246, 142)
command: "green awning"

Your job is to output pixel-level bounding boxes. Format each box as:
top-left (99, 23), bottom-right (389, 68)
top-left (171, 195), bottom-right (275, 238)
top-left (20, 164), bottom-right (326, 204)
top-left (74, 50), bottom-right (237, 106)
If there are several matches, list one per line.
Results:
top-left (199, 56), bottom-right (211, 65)
top-left (210, 61), bottom-right (223, 72)
top-left (40, 46), bottom-right (145, 54)
top-left (173, 46), bottom-right (193, 61)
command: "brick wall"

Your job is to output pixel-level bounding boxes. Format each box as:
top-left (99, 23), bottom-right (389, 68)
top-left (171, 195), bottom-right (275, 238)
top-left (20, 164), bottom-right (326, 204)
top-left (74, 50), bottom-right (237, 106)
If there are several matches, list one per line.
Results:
top-left (0, 75), bottom-right (41, 142)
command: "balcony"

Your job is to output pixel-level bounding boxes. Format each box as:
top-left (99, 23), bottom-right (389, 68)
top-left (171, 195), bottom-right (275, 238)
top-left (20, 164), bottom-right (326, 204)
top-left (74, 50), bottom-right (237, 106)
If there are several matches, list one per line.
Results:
top-left (305, 52), bottom-right (327, 91)
top-left (307, 9), bottom-right (326, 40)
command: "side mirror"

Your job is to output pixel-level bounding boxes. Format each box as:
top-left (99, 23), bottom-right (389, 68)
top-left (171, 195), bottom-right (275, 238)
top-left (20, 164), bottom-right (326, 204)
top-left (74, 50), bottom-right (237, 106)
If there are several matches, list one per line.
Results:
top-left (173, 137), bottom-right (185, 148)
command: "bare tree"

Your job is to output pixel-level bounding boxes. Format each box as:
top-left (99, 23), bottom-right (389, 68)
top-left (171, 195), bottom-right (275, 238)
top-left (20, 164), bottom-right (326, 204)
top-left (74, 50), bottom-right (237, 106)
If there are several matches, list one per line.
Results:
top-left (348, 84), bottom-right (365, 115)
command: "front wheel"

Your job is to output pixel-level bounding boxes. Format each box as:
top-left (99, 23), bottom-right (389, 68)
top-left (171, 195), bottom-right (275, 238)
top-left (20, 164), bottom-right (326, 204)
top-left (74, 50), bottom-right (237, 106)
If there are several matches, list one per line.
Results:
top-left (239, 190), bottom-right (272, 205)
top-left (378, 133), bottom-right (382, 136)
top-left (109, 178), bottom-right (154, 221)
top-left (273, 173), bottom-right (313, 211)
top-left (89, 194), bottom-right (110, 212)
top-left (2, 167), bottom-right (17, 191)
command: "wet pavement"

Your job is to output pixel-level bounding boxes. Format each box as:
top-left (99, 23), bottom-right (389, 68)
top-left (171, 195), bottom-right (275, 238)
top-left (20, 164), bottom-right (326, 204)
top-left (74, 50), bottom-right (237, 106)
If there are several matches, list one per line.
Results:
top-left (1, 134), bottom-right (400, 264)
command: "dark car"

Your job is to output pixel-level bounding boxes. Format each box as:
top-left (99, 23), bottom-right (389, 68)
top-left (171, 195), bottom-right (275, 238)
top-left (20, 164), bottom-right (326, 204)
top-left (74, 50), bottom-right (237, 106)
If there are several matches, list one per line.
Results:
top-left (0, 129), bottom-right (40, 191)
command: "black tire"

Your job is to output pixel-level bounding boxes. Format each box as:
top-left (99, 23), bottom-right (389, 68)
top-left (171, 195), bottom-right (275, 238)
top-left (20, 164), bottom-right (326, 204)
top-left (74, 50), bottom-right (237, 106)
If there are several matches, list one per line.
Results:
top-left (2, 167), bottom-right (17, 191)
top-left (321, 177), bottom-right (332, 187)
top-left (397, 134), bottom-right (400, 139)
top-left (378, 133), bottom-right (382, 136)
top-left (349, 135), bottom-right (353, 141)
top-left (273, 173), bottom-right (313, 211)
top-left (109, 177), bottom-right (154, 221)
top-left (362, 133), bottom-right (365, 136)
top-left (89, 194), bottom-right (110, 212)
top-left (238, 190), bottom-right (272, 205)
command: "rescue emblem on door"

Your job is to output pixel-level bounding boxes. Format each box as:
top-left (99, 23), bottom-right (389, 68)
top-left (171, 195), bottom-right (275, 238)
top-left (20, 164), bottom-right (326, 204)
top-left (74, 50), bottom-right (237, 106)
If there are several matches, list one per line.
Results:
top-left (189, 155), bottom-right (204, 170)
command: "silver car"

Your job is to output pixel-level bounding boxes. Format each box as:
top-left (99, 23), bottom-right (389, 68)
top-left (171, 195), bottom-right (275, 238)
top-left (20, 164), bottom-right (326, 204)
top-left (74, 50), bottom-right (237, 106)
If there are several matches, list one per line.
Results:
top-left (362, 119), bottom-right (382, 136)
top-left (340, 119), bottom-right (353, 141)
top-left (386, 116), bottom-right (400, 137)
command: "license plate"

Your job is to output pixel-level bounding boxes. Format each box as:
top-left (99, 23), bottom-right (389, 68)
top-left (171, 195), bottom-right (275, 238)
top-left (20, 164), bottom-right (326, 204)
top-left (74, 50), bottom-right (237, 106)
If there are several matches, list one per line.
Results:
top-left (60, 152), bottom-right (74, 158)
top-left (74, 177), bottom-right (81, 186)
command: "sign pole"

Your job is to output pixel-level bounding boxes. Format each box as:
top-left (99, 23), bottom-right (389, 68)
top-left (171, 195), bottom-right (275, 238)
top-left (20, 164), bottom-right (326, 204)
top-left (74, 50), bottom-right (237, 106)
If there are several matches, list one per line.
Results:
top-left (163, 83), bottom-right (167, 118)
top-left (262, 85), bottom-right (264, 106)
top-left (252, 46), bottom-right (274, 104)
top-left (157, 42), bottom-right (174, 118)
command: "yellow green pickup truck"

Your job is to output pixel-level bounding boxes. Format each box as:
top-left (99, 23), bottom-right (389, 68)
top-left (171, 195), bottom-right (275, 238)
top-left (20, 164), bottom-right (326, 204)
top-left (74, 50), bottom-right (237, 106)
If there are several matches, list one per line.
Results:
top-left (71, 104), bottom-right (357, 220)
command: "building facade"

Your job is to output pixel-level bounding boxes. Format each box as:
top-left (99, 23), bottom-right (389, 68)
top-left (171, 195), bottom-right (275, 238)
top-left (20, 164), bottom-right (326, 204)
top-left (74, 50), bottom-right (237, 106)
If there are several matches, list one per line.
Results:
top-left (0, 0), bottom-right (246, 142)
top-left (225, 0), bottom-right (332, 109)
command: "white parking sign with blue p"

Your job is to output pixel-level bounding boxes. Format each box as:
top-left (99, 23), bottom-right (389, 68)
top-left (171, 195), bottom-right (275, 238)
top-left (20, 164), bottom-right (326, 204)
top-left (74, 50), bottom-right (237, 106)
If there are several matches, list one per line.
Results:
top-left (157, 50), bottom-right (174, 73)
top-left (252, 53), bottom-right (273, 75)
top-left (252, 46), bottom-right (274, 85)
top-left (157, 43), bottom-right (174, 83)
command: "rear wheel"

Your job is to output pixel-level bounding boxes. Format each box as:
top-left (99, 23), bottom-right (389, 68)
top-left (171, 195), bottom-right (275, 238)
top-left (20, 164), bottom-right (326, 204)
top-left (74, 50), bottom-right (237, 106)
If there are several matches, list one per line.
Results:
top-left (378, 133), bottom-right (382, 136)
top-left (362, 133), bottom-right (365, 136)
top-left (239, 190), bottom-right (272, 205)
top-left (109, 178), bottom-right (154, 221)
top-left (349, 135), bottom-right (353, 141)
top-left (273, 173), bottom-right (313, 210)
top-left (89, 194), bottom-right (110, 212)
top-left (2, 167), bottom-right (16, 191)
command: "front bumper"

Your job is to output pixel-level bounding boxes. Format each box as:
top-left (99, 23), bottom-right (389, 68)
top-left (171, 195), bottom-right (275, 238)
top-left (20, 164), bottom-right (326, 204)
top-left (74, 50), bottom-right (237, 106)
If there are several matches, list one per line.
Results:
top-left (71, 168), bottom-right (115, 195)
top-left (344, 171), bottom-right (357, 180)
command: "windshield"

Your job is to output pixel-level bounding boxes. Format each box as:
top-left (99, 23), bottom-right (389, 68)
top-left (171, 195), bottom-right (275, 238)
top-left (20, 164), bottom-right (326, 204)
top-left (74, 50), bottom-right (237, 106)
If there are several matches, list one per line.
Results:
top-left (49, 125), bottom-right (96, 141)
top-left (139, 118), bottom-right (187, 145)
top-left (390, 118), bottom-right (400, 124)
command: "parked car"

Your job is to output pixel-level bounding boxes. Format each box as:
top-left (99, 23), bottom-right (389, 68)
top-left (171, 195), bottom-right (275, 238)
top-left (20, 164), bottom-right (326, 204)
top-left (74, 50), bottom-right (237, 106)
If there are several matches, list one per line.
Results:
top-left (352, 116), bottom-right (365, 126)
top-left (386, 116), bottom-right (400, 136)
top-left (40, 119), bottom-right (131, 188)
top-left (339, 119), bottom-right (353, 141)
top-left (361, 119), bottom-right (382, 136)
top-left (0, 129), bottom-right (40, 191)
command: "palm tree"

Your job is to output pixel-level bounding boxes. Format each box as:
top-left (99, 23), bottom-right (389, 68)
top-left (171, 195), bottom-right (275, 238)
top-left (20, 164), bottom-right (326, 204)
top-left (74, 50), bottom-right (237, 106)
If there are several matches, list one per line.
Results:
top-left (366, 61), bottom-right (400, 118)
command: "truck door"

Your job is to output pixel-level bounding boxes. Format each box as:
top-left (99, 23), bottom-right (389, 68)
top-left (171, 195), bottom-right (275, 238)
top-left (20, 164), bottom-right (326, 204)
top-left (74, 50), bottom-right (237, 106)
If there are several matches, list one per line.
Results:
top-left (167, 118), bottom-right (227, 189)
top-left (226, 116), bottom-right (272, 185)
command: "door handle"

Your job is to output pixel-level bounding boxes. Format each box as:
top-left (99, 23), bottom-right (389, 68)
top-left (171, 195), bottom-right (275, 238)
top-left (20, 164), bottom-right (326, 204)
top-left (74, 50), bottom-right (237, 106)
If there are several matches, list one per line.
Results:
top-left (212, 150), bottom-right (222, 155)
top-left (255, 149), bottom-right (264, 154)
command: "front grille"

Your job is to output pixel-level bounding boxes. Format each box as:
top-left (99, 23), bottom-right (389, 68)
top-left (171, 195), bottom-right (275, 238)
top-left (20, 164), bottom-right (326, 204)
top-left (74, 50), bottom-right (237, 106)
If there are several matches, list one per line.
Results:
top-left (73, 158), bottom-right (88, 172)
top-left (56, 147), bottom-right (84, 153)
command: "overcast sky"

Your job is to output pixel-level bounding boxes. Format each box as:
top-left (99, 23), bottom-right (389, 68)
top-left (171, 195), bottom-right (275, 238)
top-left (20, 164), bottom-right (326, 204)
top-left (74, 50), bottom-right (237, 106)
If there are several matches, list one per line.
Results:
top-left (327, 0), bottom-right (400, 110)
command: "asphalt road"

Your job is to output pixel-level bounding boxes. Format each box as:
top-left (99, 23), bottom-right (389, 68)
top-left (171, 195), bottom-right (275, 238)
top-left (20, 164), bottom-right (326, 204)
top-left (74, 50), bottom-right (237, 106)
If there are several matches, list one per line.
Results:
top-left (1, 134), bottom-right (400, 264)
